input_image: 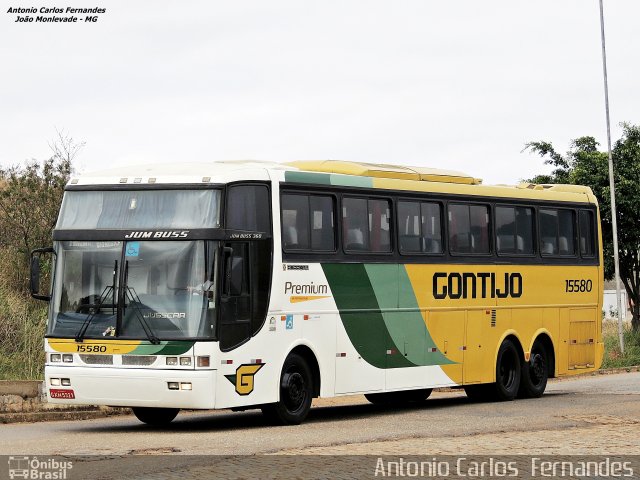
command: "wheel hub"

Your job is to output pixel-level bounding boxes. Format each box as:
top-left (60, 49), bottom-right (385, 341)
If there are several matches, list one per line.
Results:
top-left (529, 353), bottom-right (546, 384)
top-left (282, 372), bottom-right (305, 408)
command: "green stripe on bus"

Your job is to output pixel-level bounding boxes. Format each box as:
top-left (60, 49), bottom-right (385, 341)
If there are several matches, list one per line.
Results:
top-left (131, 341), bottom-right (194, 356)
top-left (397, 265), bottom-right (454, 365)
top-left (322, 263), bottom-right (412, 369)
top-left (285, 171), bottom-right (332, 185)
top-left (284, 171), bottom-right (373, 188)
top-left (365, 264), bottom-right (453, 366)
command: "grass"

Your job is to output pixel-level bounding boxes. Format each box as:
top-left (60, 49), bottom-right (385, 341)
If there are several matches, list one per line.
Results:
top-left (601, 319), bottom-right (640, 369)
top-left (0, 283), bottom-right (47, 380)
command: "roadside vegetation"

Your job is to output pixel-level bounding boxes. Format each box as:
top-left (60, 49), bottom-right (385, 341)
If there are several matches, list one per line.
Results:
top-left (601, 320), bottom-right (640, 369)
top-left (0, 131), bottom-right (79, 380)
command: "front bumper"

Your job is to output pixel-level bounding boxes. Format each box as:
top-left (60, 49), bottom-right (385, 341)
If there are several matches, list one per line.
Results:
top-left (45, 366), bottom-right (216, 409)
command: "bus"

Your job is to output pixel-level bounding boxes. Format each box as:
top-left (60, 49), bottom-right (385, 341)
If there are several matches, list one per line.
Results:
top-left (31, 160), bottom-right (604, 425)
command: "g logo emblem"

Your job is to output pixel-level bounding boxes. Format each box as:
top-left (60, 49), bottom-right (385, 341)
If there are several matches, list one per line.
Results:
top-left (225, 363), bottom-right (265, 395)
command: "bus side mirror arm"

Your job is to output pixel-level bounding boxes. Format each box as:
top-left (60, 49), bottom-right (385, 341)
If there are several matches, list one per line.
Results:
top-left (30, 247), bottom-right (54, 301)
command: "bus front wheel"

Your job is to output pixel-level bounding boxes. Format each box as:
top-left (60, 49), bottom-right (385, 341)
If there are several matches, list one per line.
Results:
top-left (132, 407), bottom-right (179, 426)
top-left (262, 353), bottom-right (313, 425)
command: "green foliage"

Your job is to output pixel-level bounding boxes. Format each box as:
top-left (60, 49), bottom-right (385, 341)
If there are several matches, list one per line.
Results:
top-left (602, 320), bottom-right (640, 369)
top-left (0, 131), bottom-right (80, 379)
top-left (525, 124), bottom-right (640, 330)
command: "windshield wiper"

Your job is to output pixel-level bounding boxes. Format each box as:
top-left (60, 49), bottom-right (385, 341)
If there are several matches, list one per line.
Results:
top-left (75, 260), bottom-right (118, 342)
top-left (122, 260), bottom-right (160, 345)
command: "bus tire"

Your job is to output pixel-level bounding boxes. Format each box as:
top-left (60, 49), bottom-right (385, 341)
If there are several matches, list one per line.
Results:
top-left (261, 353), bottom-right (313, 425)
top-left (490, 339), bottom-right (522, 401)
top-left (518, 340), bottom-right (548, 398)
top-left (132, 407), bottom-right (179, 426)
top-left (365, 389), bottom-right (432, 405)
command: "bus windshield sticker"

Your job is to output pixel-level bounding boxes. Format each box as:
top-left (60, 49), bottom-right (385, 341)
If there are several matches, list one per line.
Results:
top-left (125, 242), bottom-right (140, 257)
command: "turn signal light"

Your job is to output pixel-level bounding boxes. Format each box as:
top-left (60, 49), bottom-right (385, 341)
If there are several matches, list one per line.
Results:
top-left (197, 356), bottom-right (210, 367)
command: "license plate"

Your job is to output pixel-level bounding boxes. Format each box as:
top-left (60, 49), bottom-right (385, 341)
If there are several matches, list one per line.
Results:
top-left (49, 389), bottom-right (75, 399)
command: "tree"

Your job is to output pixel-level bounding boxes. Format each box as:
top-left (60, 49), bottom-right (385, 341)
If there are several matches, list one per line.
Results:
top-left (525, 123), bottom-right (640, 330)
top-left (0, 130), bottom-right (82, 291)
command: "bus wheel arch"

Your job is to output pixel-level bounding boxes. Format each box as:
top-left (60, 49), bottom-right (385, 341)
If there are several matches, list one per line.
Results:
top-left (288, 344), bottom-right (321, 398)
top-left (261, 345), bottom-right (319, 425)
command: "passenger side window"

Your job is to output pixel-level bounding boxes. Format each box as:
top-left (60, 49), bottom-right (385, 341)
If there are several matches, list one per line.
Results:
top-left (448, 204), bottom-right (490, 254)
top-left (281, 194), bottom-right (335, 252)
top-left (397, 201), bottom-right (443, 254)
top-left (495, 206), bottom-right (534, 255)
top-left (343, 197), bottom-right (392, 253)
top-left (579, 210), bottom-right (596, 257)
top-left (540, 208), bottom-right (575, 256)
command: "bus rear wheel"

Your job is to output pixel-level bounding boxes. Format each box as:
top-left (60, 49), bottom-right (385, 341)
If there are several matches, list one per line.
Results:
top-left (132, 407), bottom-right (179, 426)
top-left (365, 389), bottom-right (432, 405)
top-left (518, 340), bottom-right (548, 398)
top-left (262, 353), bottom-right (313, 425)
top-left (492, 339), bottom-right (521, 401)
top-left (466, 339), bottom-right (521, 402)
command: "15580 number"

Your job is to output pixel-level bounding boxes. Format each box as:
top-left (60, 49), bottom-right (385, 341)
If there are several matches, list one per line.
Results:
top-left (565, 279), bottom-right (592, 293)
top-left (76, 345), bottom-right (107, 353)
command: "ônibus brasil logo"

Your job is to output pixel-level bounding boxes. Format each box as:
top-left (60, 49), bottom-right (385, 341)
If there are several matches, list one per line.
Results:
top-left (8, 456), bottom-right (73, 479)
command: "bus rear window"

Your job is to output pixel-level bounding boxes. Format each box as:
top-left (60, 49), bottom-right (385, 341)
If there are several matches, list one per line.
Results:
top-left (579, 210), bottom-right (596, 257)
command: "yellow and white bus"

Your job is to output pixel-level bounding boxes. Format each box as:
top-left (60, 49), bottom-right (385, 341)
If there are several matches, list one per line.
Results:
top-left (32, 160), bottom-right (604, 425)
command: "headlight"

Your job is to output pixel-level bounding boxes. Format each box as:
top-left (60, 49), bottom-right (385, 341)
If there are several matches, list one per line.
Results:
top-left (50, 354), bottom-right (62, 363)
top-left (166, 357), bottom-right (178, 366)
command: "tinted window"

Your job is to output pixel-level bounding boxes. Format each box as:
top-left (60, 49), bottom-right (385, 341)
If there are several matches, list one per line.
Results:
top-left (343, 197), bottom-right (391, 253)
top-left (281, 194), bottom-right (335, 252)
top-left (282, 194), bottom-right (310, 250)
top-left (540, 208), bottom-right (575, 256)
top-left (579, 210), bottom-right (595, 257)
top-left (226, 185), bottom-right (270, 232)
top-left (310, 196), bottom-right (335, 251)
top-left (398, 201), bottom-right (443, 254)
top-left (449, 204), bottom-right (490, 254)
top-left (369, 199), bottom-right (391, 252)
top-left (495, 206), bottom-right (534, 255)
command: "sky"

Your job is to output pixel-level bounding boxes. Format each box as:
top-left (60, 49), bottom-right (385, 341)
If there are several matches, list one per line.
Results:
top-left (1, 0), bottom-right (638, 185)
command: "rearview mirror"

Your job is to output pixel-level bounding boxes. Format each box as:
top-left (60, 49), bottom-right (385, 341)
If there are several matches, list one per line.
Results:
top-left (30, 247), bottom-right (55, 301)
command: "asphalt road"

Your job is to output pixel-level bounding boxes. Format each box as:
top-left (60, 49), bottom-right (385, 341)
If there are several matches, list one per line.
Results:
top-left (2, 372), bottom-right (639, 479)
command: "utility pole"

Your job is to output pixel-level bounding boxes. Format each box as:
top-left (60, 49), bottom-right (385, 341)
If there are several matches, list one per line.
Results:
top-left (598, 0), bottom-right (625, 353)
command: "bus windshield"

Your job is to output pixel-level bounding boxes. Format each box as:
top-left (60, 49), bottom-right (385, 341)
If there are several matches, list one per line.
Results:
top-left (56, 189), bottom-right (221, 230)
top-left (49, 240), bottom-right (218, 340)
